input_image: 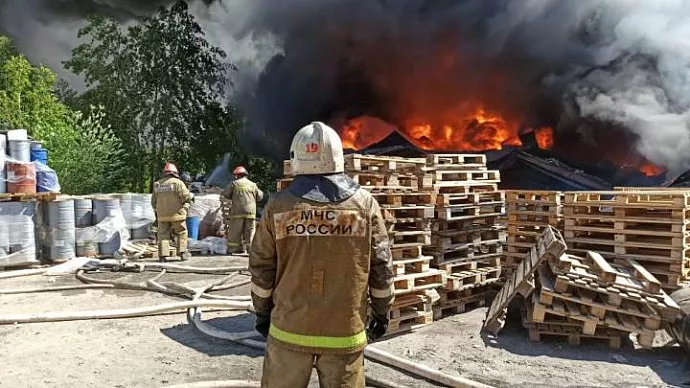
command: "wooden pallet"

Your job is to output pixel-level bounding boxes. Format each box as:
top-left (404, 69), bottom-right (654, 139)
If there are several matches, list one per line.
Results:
top-left (505, 190), bottom-right (563, 204)
top-left (507, 202), bottom-right (562, 216)
top-left (563, 205), bottom-right (688, 221)
top-left (430, 183), bottom-right (500, 195)
top-left (564, 191), bottom-right (690, 209)
top-left (386, 219), bottom-right (432, 234)
top-left (433, 289), bottom-right (491, 319)
top-left (386, 310), bottom-right (434, 336)
top-left (382, 206), bottom-right (435, 221)
top-left (483, 226), bottom-right (567, 335)
top-left (524, 322), bottom-right (624, 349)
top-left (277, 178), bottom-right (292, 192)
top-left (392, 256), bottom-right (432, 276)
top-left (372, 192), bottom-right (435, 207)
top-left (393, 269), bottom-right (445, 295)
top-left (508, 213), bottom-right (561, 225)
top-left (426, 154), bottom-right (487, 170)
top-left (430, 227), bottom-right (505, 250)
top-left (435, 190), bottom-right (504, 207)
top-left (432, 216), bottom-right (499, 232)
top-left (389, 292), bottom-right (433, 319)
top-left (564, 229), bottom-right (687, 246)
top-left (444, 267), bottom-right (502, 291)
top-left (436, 202), bottom-right (505, 221)
top-left (350, 172), bottom-right (429, 190)
top-left (0, 192), bottom-right (59, 202)
top-left (390, 230), bottom-right (431, 248)
top-left (391, 246), bottom-right (423, 260)
top-left (344, 154), bottom-right (427, 174)
top-left (428, 243), bottom-right (503, 265)
top-left (536, 265), bottom-right (662, 331)
top-left (430, 170), bottom-right (500, 185)
top-left (436, 257), bottom-right (501, 273)
top-left (546, 254), bottom-right (679, 321)
top-left (118, 241), bottom-right (158, 260)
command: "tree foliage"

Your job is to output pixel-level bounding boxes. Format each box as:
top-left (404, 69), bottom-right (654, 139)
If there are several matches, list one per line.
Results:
top-left (64, 0), bottom-right (243, 191)
top-left (0, 35), bottom-right (124, 194)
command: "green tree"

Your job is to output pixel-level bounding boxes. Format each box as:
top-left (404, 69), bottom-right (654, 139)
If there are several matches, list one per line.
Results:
top-left (65, 0), bottom-right (239, 191)
top-left (0, 35), bottom-right (125, 194)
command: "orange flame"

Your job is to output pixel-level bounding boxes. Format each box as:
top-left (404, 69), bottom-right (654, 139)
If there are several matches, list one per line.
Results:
top-left (534, 127), bottom-right (554, 150)
top-left (338, 116), bottom-right (395, 149)
top-left (639, 163), bottom-right (664, 177)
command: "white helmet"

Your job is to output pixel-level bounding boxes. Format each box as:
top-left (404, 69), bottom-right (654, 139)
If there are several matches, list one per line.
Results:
top-left (289, 121), bottom-right (344, 175)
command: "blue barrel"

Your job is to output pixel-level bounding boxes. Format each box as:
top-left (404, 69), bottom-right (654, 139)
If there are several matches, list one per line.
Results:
top-left (186, 216), bottom-right (200, 240)
top-left (30, 146), bottom-right (48, 165)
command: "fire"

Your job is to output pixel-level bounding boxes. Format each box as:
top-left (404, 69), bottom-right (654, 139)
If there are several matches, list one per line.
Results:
top-left (639, 163), bottom-right (664, 177)
top-left (338, 116), bottom-right (395, 149)
top-left (534, 127), bottom-right (554, 150)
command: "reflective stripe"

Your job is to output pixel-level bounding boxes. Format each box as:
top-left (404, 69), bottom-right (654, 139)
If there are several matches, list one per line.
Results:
top-left (226, 242), bottom-right (241, 247)
top-left (370, 284), bottom-right (394, 299)
top-left (230, 214), bottom-right (255, 219)
top-left (269, 324), bottom-right (367, 349)
top-left (251, 282), bottom-right (273, 298)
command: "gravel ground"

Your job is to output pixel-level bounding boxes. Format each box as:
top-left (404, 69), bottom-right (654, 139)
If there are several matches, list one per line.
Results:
top-left (0, 255), bottom-right (687, 388)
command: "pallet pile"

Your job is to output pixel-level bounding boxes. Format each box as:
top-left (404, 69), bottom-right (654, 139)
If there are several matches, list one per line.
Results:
top-left (504, 190), bottom-right (564, 275)
top-left (484, 226), bottom-right (681, 349)
top-left (282, 154), bottom-right (444, 335)
top-left (563, 190), bottom-right (690, 290)
top-left (422, 154), bottom-right (506, 320)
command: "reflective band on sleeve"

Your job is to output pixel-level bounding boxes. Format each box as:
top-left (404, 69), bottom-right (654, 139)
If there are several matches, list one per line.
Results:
top-left (230, 214), bottom-right (256, 219)
top-left (370, 284), bottom-right (394, 299)
top-left (269, 324), bottom-right (367, 349)
top-left (251, 282), bottom-right (273, 299)
top-left (226, 242), bottom-right (241, 247)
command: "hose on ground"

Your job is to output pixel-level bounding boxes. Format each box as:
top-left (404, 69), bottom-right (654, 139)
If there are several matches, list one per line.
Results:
top-left (0, 284), bottom-right (115, 295)
top-left (0, 268), bottom-right (47, 280)
top-left (0, 300), bottom-right (252, 324)
top-left (161, 381), bottom-right (260, 388)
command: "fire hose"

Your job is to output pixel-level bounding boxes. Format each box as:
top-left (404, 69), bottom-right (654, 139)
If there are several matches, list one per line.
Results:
top-left (0, 267), bottom-right (493, 388)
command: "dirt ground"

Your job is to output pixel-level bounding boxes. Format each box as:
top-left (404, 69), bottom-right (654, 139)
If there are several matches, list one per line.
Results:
top-left (0, 255), bottom-right (688, 388)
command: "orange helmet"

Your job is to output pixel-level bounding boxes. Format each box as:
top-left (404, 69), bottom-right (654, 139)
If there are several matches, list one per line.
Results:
top-left (233, 166), bottom-right (248, 176)
top-left (163, 162), bottom-right (179, 176)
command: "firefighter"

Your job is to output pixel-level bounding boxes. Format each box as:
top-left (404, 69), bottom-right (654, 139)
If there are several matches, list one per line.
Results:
top-left (249, 122), bottom-right (394, 388)
top-left (151, 162), bottom-right (194, 260)
top-left (222, 166), bottom-right (264, 254)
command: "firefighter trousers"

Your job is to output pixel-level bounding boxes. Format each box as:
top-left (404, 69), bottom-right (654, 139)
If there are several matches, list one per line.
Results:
top-left (226, 218), bottom-right (255, 253)
top-left (157, 220), bottom-right (188, 255)
top-left (261, 341), bottom-right (365, 388)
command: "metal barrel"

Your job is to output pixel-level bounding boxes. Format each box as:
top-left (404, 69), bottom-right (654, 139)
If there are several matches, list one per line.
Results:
top-left (92, 197), bottom-right (122, 255)
top-left (0, 213), bottom-right (8, 256)
top-left (8, 139), bottom-right (31, 163)
top-left (74, 198), bottom-right (93, 227)
top-left (130, 193), bottom-right (152, 239)
top-left (47, 199), bottom-right (76, 262)
top-left (74, 198), bottom-right (97, 257)
top-left (4, 202), bottom-right (37, 265)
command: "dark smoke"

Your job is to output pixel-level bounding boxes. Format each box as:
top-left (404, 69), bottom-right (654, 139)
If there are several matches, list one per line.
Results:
top-left (2, 0), bottom-right (690, 172)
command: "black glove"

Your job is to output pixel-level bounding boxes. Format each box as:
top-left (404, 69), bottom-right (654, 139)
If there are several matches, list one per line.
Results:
top-left (255, 313), bottom-right (270, 338)
top-left (367, 315), bottom-right (389, 342)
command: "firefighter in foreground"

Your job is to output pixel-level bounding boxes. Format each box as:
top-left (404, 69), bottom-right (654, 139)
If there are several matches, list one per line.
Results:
top-left (249, 122), bottom-right (394, 387)
top-left (151, 162), bottom-right (194, 260)
top-left (222, 166), bottom-right (264, 254)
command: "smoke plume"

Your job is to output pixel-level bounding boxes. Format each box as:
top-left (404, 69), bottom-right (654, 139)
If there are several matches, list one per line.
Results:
top-left (2, 0), bottom-right (690, 173)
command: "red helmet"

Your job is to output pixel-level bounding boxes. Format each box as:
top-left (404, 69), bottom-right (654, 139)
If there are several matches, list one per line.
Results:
top-left (233, 166), bottom-right (248, 176)
top-left (163, 162), bottom-right (179, 176)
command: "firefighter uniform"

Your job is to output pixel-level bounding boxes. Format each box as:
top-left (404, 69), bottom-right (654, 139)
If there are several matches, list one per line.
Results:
top-left (152, 175), bottom-right (193, 256)
top-left (249, 121), bottom-right (394, 388)
top-left (222, 176), bottom-right (263, 253)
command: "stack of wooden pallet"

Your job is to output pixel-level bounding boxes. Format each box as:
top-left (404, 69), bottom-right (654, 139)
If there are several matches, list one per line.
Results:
top-left (485, 226), bottom-right (681, 349)
top-left (563, 190), bottom-right (690, 290)
top-left (422, 154), bottom-right (506, 320)
top-left (281, 154), bottom-right (444, 335)
top-left (525, 251), bottom-right (679, 348)
top-left (504, 190), bottom-right (564, 275)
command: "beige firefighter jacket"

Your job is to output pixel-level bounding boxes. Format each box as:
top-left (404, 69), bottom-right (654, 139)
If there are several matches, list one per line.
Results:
top-left (222, 177), bottom-right (264, 219)
top-left (249, 188), bottom-right (394, 355)
top-left (152, 176), bottom-right (193, 222)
